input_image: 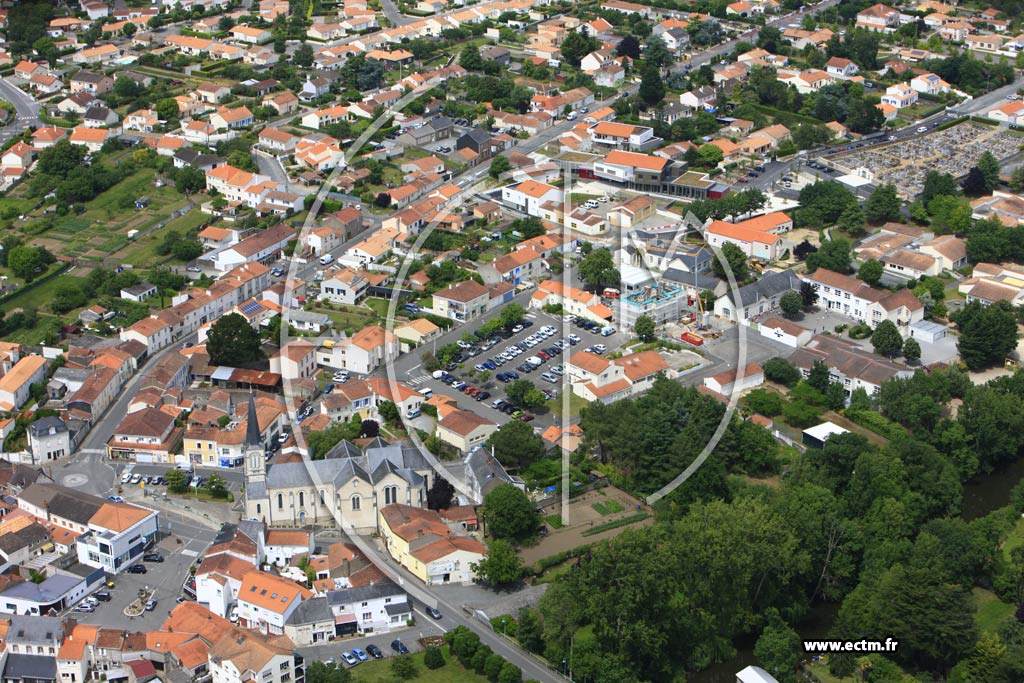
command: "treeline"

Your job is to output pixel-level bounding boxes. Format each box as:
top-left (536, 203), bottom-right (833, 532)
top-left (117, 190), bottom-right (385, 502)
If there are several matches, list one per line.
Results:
top-left (530, 368), bottom-right (1024, 682)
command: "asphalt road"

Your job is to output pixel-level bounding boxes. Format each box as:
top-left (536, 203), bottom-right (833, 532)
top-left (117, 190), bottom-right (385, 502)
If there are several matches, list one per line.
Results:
top-left (0, 77), bottom-right (41, 145)
top-left (379, 0), bottom-right (413, 27)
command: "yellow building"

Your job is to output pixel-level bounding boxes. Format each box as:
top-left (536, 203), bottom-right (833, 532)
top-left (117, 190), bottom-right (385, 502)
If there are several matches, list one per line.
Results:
top-left (378, 504), bottom-right (486, 585)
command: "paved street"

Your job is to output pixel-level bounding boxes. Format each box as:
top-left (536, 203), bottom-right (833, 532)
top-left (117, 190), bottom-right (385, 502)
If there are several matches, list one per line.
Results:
top-left (0, 77), bottom-right (41, 146)
top-left (379, 0), bottom-right (413, 27)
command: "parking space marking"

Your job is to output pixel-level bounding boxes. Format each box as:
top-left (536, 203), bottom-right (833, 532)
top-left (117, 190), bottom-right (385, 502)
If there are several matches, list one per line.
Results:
top-left (181, 549), bottom-right (200, 557)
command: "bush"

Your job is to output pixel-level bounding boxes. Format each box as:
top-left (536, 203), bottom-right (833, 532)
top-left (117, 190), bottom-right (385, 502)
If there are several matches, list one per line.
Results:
top-left (390, 654), bottom-right (417, 680)
top-left (423, 646), bottom-right (445, 670)
top-left (848, 323), bottom-right (871, 340)
top-left (844, 409), bottom-right (906, 441)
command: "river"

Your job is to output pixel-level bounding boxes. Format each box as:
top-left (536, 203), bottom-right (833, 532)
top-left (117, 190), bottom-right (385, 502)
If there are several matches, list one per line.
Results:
top-left (687, 603), bottom-right (840, 683)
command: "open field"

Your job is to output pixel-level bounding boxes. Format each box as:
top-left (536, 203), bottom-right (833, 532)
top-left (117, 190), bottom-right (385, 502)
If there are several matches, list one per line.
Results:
top-left (974, 587), bottom-right (1014, 635)
top-left (112, 208), bottom-right (207, 267)
top-left (351, 647), bottom-right (486, 682)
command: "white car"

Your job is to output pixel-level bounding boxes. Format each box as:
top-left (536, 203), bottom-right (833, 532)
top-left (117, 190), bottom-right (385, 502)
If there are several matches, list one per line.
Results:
top-left (593, 344), bottom-right (607, 354)
top-left (121, 471), bottom-right (132, 484)
top-left (130, 474), bottom-right (142, 484)
top-left (917, 126), bottom-right (927, 133)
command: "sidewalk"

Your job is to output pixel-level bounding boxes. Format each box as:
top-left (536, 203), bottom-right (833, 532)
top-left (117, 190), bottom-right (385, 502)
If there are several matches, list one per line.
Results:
top-left (120, 485), bottom-right (235, 530)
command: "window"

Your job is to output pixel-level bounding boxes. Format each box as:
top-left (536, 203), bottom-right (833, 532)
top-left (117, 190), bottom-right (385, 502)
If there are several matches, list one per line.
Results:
top-left (298, 492), bottom-right (304, 507)
top-left (319, 490), bottom-right (325, 506)
top-left (278, 494), bottom-right (283, 509)
top-left (384, 486), bottom-right (398, 505)
top-left (362, 612), bottom-right (372, 621)
top-left (256, 504), bottom-right (261, 514)
top-left (351, 495), bottom-right (360, 511)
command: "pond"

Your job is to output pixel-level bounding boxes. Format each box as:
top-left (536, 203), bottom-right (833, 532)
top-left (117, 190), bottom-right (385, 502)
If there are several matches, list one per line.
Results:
top-left (961, 457), bottom-right (1024, 521)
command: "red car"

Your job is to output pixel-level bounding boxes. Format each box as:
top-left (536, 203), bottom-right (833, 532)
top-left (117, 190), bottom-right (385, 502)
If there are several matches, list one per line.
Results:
top-left (537, 350), bottom-right (551, 360)
top-left (519, 414), bottom-right (534, 422)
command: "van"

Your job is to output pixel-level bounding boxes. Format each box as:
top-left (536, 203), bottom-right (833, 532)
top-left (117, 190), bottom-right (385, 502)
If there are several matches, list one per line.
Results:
top-left (566, 112), bottom-right (577, 121)
top-left (406, 407), bottom-right (421, 419)
top-left (176, 462), bottom-right (193, 472)
top-left (601, 327), bottom-right (616, 337)
top-left (419, 387), bottom-right (433, 398)
top-left (319, 254), bottom-right (334, 266)
top-left (526, 356), bottom-right (544, 367)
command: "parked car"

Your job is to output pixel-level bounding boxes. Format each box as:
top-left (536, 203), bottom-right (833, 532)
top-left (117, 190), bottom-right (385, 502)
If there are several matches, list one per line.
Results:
top-left (107, 495), bottom-right (125, 503)
top-left (145, 599), bottom-right (157, 611)
top-left (541, 372), bottom-right (558, 383)
top-left (426, 607), bottom-right (442, 620)
top-left (340, 652), bottom-right (358, 666)
top-left (130, 474), bottom-right (142, 484)
top-left (94, 591), bottom-right (111, 602)
top-left (366, 645), bottom-right (384, 659)
top-left (352, 648), bottom-right (369, 662)
top-left (391, 640), bottom-right (410, 654)
top-left (127, 564), bottom-right (147, 574)
top-left (476, 391), bottom-right (491, 401)
top-left (143, 553), bottom-right (164, 563)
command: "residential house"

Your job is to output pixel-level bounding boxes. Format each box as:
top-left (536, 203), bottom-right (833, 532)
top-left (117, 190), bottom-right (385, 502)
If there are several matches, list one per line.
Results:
top-left (804, 268), bottom-right (925, 329)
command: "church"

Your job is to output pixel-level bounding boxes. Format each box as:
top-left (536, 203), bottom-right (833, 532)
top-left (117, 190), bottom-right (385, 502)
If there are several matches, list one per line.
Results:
top-left (243, 397), bottom-right (433, 532)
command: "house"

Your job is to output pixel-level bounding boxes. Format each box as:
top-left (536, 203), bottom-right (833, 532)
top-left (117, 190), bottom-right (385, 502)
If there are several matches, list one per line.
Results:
top-left (264, 91), bottom-right (299, 116)
top-left (106, 408), bottom-right (182, 463)
top-left (76, 502), bottom-right (160, 572)
top-left (593, 150), bottom-right (673, 184)
top-left (456, 128), bottom-right (495, 161)
top-left (319, 267), bottom-right (369, 305)
top-left (70, 71), bottom-right (113, 95)
top-left (589, 122), bottom-right (657, 151)
top-left (300, 76), bottom-right (331, 101)
top-left (120, 282), bottom-right (157, 302)
top-left (566, 350), bottom-right (671, 402)
top-left (704, 221), bottom-right (784, 262)
top-left (920, 235), bottom-right (967, 271)
top-left (210, 106), bottom-right (254, 130)
top-left (0, 356), bottom-right (48, 411)
top-left (881, 249), bottom-right (941, 280)
top-left (703, 362), bottom-right (764, 396)
top-left (881, 83), bottom-right (919, 109)
top-left (790, 334), bottom-right (913, 396)
top-left (315, 326), bottom-right (400, 375)
top-left (435, 410), bottom-right (497, 454)
top-left (910, 72), bottom-right (950, 95)
top-left (231, 25), bottom-right (271, 43)
top-left (83, 106), bottom-right (119, 128)
top-left (378, 504), bottom-right (486, 584)
top-left (67, 127), bottom-right (110, 152)
top-left (236, 570), bottom-right (311, 635)
top-left (394, 318), bottom-right (441, 347)
top-left (208, 223), bottom-right (295, 273)
top-left (856, 3), bottom-right (900, 32)
top-left (805, 268), bottom-right (924, 329)
top-left (322, 582), bottom-right (411, 635)
top-left (195, 82), bottom-right (231, 104)
top-left (713, 269), bottom-right (802, 324)
top-left (432, 280), bottom-right (490, 322)
top-left (825, 57), bottom-right (859, 79)
top-left (758, 317), bottom-right (813, 348)
top-left (531, 279), bottom-right (611, 323)
top-left (73, 44), bottom-right (120, 65)
top-left (988, 100), bottom-right (1024, 125)
top-left (501, 179), bottom-right (561, 217)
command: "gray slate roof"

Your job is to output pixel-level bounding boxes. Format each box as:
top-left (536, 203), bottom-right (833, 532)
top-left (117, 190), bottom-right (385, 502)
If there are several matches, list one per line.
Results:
top-left (268, 441), bottom-right (429, 490)
top-left (326, 580), bottom-right (405, 606)
top-left (726, 270), bottom-right (802, 307)
top-left (286, 595), bottom-right (334, 625)
top-left (3, 654), bottom-right (57, 682)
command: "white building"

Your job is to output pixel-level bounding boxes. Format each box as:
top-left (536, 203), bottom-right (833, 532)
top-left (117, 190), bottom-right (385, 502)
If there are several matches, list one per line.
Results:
top-left (501, 179), bottom-right (561, 217)
top-left (326, 582), bottom-right (412, 635)
top-left (76, 503), bottom-right (160, 573)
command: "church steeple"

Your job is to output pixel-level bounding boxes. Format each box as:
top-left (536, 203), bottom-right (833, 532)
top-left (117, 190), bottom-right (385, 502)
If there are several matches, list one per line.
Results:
top-left (244, 391), bottom-right (266, 484)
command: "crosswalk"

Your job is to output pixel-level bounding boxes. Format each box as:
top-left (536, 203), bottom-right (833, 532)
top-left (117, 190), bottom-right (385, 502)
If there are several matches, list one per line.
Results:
top-left (406, 375), bottom-right (431, 387)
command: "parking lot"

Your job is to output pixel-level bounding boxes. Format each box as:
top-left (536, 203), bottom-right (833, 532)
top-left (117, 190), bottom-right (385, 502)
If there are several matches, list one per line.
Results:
top-left (405, 310), bottom-right (629, 429)
top-left (63, 542), bottom-right (198, 631)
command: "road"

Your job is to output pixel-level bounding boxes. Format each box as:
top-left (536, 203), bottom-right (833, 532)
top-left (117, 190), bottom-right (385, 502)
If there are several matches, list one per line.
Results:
top-left (0, 77), bottom-right (41, 145)
top-left (256, 150), bottom-right (292, 190)
top-left (379, 0), bottom-right (414, 27)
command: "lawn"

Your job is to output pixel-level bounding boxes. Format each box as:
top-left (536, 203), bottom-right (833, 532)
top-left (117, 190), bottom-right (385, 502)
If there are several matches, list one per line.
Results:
top-left (351, 647), bottom-right (487, 683)
top-left (311, 303), bottom-right (379, 335)
top-left (544, 513), bottom-right (564, 529)
top-left (1003, 516), bottom-right (1024, 561)
top-left (0, 269), bottom-right (89, 315)
top-left (591, 499), bottom-right (625, 516)
top-left (546, 391), bottom-right (589, 418)
top-left (364, 297), bottom-right (402, 321)
top-left (974, 587), bottom-right (1014, 635)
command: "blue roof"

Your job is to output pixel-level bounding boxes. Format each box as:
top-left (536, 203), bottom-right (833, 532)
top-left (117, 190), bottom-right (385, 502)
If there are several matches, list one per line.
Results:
top-left (2, 574), bottom-right (82, 602)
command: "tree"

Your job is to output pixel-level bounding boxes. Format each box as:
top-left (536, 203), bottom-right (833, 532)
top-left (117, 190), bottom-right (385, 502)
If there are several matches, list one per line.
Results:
top-left (864, 184), bottom-right (902, 223)
top-left (506, 380), bottom-right (545, 409)
top-left (488, 421), bottom-right (545, 469)
top-left (497, 662), bottom-right (522, 683)
top-left (634, 315), bottom-right (656, 342)
top-left (218, 16), bottom-right (235, 32)
top-left (51, 283), bottom-right (88, 314)
top-left (155, 97), bottom-right (179, 122)
top-left (977, 150), bottom-right (1001, 193)
top-left (516, 608), bottom-right (544, 653)
top-left (472, 539), bottom-right (524, 587)
top-left (374, 192), bottom-right (391, 208)
top-left (8, 246), bottom-right (45, 281)
top-left (858, 259), bottom-right (883, 286)
top-left (427, 475), bottom-right (455, 511)
top-left (165, 469), bottom-right (187, 494)
top-left (305, 661), bottom-right (351, 683)
top-left (206, 313), bottom-right (264, 366)
top-left (922, 171), bottom-right (959, 204)
top-left (482, 484), bottom-right (539, 542)
top-left (961, 166), bottom-right (989, 197)
top-left (643, 35), bottom-right (672, 69)
top-left (697, 143), bottom-right (723, 168)
top-left (616, 34), bottom-right (641, 59)
top-left (175, 166), bottom-right (206, 196)
top-left (378, 400), bottom-right (400, 426)
top-left (871, 319), bottom-right (903, 358)
top-left (459, 44), bottom-right (483, 71)
top-left (37, 139), bottom-right (86, 178)
top-left (763, 357), bottom-right (801, 387)
top-left (578, 248), bottom-right (619, 291)
top-left (794, 240), bottom-right (818, 262)
top-left (292, 43), bottom-right (314, 67)
top-left (638, 64), bottom-right (665, 106)
top-left (806, 238), bottom-right (852, 274)
top-left (800, 282), bottom-right (819, 309)
top-left (390, 655), bottom-right (417, 680)
top-left (485, 654), bottom-right (505, 682)
top-left (171, 239), bottom-right (203, 262)
top-left (424, 647), bottom-right (445, 670)
top-left (711, 241), bottom-right (748, 281)
top-left (489, 155), bottom-right (511, 179)
top-left (122, 21), bottom-right (136, 38)
top-left (754, 616), bottom-right (801, 683)
top-left (206, 474), bottom-right (228, 498)
top-left (838, 203), bottom-right (866, 236)
top-left (903, 337), bottom-right (921, 363)
top-left (779, 291), bottom-right (802, 318)
top-left (951, 300), bottom-right (1019, 370)
top-left (559, 31), bottom-right (599, 67)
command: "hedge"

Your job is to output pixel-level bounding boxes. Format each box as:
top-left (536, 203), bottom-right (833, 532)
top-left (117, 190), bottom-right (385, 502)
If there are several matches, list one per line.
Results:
top-left (581, 513), bottom-right (650, 537)
top-left (844, 409), bottom-right (906, 441)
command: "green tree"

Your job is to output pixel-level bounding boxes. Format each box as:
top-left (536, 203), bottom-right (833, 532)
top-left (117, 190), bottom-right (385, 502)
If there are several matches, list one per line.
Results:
top-left (485, 654), bottom-right (505, 682)
top-left (634, 315), bottom-right (656, 342)
top-left (922, 170), bottom-right (960, 204)
top-left (643, 35), bottom-right (672, 69)
top-left (711, 241), bottom-right (749, 281)
top-left (638, 64), bottom-right (666, 106)
top-left (390, 654), bottom-right (417, 680)
top-left (175, 166), bottom-right (206, 196)
top-left (482, 484), bottom-right (539, 542)
top-left (779, 291), bottom-right (802, 318)
top-left (206, 474), bottom-right (228, 498)
top-left (206, 313), bottom-right (264, 366)
top-left (578, 248), bottom-right (619, 291)
top-left (51, 282), bottom-right (88, 314)
top-left (497, 662), bottom-right (522, 683)
top-left (165, 468), bottom-right (187, 493)
top-left (697, 142), bottom-right (724, 168)
top-left (155, 97), bottom-right (179, 122)
top-left (498, 303), bottom-right (526, 329)
top-left (800, 281), bottom-right (819, 308)
top-left (754, 616), bottom-right (801, 683)
top-left (516, 608), bottom-right (544, 653)
top-left (864, 184), bottom-right (902, 223)
top-left (459, 44), bottom-right (483, 71)
top-left (871, 320), bottom-right (903, 358)
top-left (423, 646), bottom-right (445, 670)
top-left (951, 300), bottom-right (1019, 370)
top-left (977, 151), bottom-right (1001, 193)
top-left (903, 337), bottom-right (921, 363)
top-left (488, 420), bottom-right (545, 469)
top-left (378, 400), bottom-right (400, 426)
top-left (838, 203), bottom-right (866, 236)
top-left (763, 357), bottom-right (801, 387)
top-left (858, 259), bottom-right (883, 286)
top-left (292, 43), bottom-right (314, 67)
top-left (472, 538), bottom-right (524, 587)
top-left (805, 238), bottom-right (852, 274)
top-left (489, 155), bottom-right (511, 179)
top-left (559, 31), bottom-right (599, 67)
top-left (305, 661), bottom-right (351, 683)
top-left (616, 34), bottom-right (641, 59)
top-left (8, 246), bottom-right (45, 281)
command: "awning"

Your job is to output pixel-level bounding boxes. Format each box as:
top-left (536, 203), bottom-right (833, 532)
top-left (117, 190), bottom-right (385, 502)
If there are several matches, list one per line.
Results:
top-left (334, 613), bottom-right (357, 624)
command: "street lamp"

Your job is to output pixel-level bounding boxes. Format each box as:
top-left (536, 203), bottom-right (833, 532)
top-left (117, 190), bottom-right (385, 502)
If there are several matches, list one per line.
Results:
top-left (562, 659), bottom-right (567, 676)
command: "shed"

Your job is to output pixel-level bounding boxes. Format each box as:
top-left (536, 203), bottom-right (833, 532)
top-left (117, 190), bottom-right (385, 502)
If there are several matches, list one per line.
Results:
top-left (802, 421), bottom-right (849, 449)
top-left (908, 319), bottom-right (946, 343)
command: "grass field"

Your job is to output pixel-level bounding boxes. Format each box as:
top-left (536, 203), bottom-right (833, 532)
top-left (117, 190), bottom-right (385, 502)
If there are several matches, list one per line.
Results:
top-left (312, 303), bottom-right (379, 335)
top-left (591, 499), bottom-right (625, 516)
top-left (0, 269), bottom-right (87, 315)
top-left (545, 514), bottom-right (564, 529)
top-left (546, 392), bottom-right (588, 418)
top-left (351, 647), bottom-right (487, 683)
top-left (974, 587), bottom-right (1014, 635)
top-left (1002, 516), bottom-right (1024, 561)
